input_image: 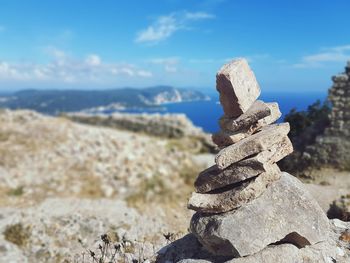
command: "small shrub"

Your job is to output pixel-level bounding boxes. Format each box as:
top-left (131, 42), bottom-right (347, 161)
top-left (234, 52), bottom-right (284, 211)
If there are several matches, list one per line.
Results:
top-left (77, 234), bottom-right (152, 263)
top-left (285, 100), bottom-right (331, 152)
top-left (7, 186), bottom-right (24, 196)
top-left (280, 99), bottom-right (331, 175)
top-left (3, 223), bottom-right (31, 247)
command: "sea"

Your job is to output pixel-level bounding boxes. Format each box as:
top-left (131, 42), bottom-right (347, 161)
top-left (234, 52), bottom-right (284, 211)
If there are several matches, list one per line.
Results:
top-left (113, 91), bottom-right (328, 133)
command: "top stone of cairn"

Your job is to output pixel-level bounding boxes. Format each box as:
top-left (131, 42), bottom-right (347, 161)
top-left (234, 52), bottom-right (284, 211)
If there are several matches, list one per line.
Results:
top-left (216, 58), bottom-right (261, 118)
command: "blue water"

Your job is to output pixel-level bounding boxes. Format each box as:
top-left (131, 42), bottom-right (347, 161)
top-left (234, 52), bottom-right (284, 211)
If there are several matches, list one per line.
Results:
top-left (115, 91), bottom-right (328, 133)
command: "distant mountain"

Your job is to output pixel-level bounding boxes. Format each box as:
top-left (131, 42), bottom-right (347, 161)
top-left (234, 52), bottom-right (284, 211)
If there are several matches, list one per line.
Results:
top-left (0, 86), bottom-right (210, 114)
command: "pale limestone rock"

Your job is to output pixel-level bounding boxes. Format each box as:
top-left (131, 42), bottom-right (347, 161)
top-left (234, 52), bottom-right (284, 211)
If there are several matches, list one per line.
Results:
top-left (258, 102), bottom-right (281, 127)
top-left (219, 100), bottom-right (270, 131)
top-left (216, 59), bottom-right (261, 118)
top-left (194, 136), bottom-right (293, 193)
top-left (188, 164), bottom-right (280, 213)
top-left (194, 161), bottom-right (266, 194)
top-left (215, 123), bottom-right (290, 169)
top-left (158, 220), bottom-right (350, 263)
top-left (190, 173), bottom-right (330, 257)
top-left (213, 102), bottom-right (282, 147)
top-left (212, 129), bottom-right (249, 147)
top-left (240, 135), bottom-right (293, 165)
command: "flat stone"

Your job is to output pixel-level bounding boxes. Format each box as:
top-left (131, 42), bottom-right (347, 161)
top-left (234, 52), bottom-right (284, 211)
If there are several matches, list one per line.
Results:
top-left (195, 136), bottom-right (293, 193)
top-left (215, 123), bottom-right (290, 169)
top-left (241, 135), bottom-right (293, 165)
top-left (216, 59), bottom-right (261, 118)
top-left (219, 100), bottom-right (270, 131)
top-left (190, 173), bottom-right (330, 257)
top-left (257, 103), bottom-right (281, 127)
top-left (188, 164), bottom-right (281, 213)
top-left (213, 102), bottom-right (282, 147)
top-left (212, 129), bottom-right (250, 147)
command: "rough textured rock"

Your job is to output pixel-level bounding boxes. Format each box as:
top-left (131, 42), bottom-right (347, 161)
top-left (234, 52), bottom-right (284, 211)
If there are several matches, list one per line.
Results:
top-left (212, 104), bottom-right (282, 147)
top-left (194, 162), bottom-right (266, 194)
top-left (219, 101), bottom-right (280, 132)
top-left (194, 136), bottom-right (292, 193)
top-left (215, 123), bottom-right (290, 169)
top-left (211, 129), bottom-right (251, 147)
top-left (190, 173), bottom-right (330, 257)
top-left (240, 136), bottom-right (293, 166)
top-left (216, 59), bottom-right (261, 118)
top-left (158, 219), bottom-right (350, 263)
top-left (68, 112), bottom-right (205, 139)
top-left (188, 164), bottom-right (280, 213)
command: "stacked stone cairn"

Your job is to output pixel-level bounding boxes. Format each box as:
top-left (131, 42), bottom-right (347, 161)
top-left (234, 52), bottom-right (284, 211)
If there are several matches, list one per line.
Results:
top-left (187, 58), bottom-right (330, 258)
top-left (306, 61), bottom-right (350, 168)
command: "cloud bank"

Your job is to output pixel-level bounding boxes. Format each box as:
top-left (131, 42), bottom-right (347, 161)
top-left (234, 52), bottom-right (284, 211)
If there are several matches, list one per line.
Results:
top-left (294, 45), bottom-right (350, 68)
top-left (0, 47), bottom-right (153, 87)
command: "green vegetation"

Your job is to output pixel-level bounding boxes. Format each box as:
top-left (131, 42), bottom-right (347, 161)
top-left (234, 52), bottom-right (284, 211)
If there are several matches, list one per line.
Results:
top-left (7, 186), bottom-right (24, 196)
top-left (285, 100), bottom-right (331, 152)
top-left (279, 100), bottom-right (331, 176)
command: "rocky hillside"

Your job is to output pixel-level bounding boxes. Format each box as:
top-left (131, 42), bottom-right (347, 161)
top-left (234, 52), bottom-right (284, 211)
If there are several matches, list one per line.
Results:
top-left (0, 109), bottom-right (214, 262)
top-left (0, 86), bottom-right (210, 114)
top-left (65, 112), bottom-right (215, 153)
top-left (1, 109), bottom-right (350, 263)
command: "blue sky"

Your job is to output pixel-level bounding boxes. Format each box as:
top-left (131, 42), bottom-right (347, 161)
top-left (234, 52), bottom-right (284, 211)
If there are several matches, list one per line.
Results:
top-left (0, 0), bottom-right (349, 93)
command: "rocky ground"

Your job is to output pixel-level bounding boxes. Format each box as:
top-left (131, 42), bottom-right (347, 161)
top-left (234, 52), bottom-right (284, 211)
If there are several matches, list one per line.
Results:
top-left (0, 109), bottom-right (210, 262)
top-left (0, 109), bottom-right (350, 262)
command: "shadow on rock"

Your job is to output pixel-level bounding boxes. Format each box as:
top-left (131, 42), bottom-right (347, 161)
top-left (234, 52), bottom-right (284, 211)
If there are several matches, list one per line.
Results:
top-left (156, 234), bottom-right (231, 263)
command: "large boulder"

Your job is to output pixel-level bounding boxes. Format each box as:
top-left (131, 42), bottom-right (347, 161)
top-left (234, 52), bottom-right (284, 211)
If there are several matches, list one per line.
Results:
top-left (157, 219), bottom-right (350, 263)
top-left (190, 173), bottom-right (330, 257)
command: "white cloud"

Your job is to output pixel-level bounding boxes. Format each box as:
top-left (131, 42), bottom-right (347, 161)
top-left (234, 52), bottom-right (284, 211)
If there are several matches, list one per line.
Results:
top-left (184, 11), bottom-right (215, 20)
top-left (137, 70), bottom-right (153, 77)
top-left (136, 15), bottom-right (178, 44)
top-left (85, 54), bottom-right (101, 66)
top-left (148, 57), bottom-right (180, 73)
top-left (135, 11), bottom-right (214, 44)
top-left (293, 45), bottom-right (350, 68)
top-left (0, 48), bottom-right (153, 86)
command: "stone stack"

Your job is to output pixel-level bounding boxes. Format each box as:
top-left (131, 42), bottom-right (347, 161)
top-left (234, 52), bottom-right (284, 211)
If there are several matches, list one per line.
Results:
top-left (306, 61), bottom-right (350, 168)
top-left (187, 58), bottom-right (330, 258)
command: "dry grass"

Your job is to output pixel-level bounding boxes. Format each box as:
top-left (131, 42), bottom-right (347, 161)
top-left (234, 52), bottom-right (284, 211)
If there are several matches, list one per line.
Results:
top-left (126, 162), bottom-right (199, 212)
top-left (166, 137), bottom-right (207, 154)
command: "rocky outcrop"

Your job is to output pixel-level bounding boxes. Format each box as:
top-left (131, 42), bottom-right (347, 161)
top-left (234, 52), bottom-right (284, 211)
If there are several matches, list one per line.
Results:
top-left (67, 112), bottom-right (204, 138)
top-left (159, 58), bottom-right (335, 261)
top-left (157, 219), bottom-right (350, 263)
top-left (305, 61), bottom-right (350, 169)
top-left (66, 112), bottom-right (216, 153)
top-left (190, 173), bottom-right (329, 256)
